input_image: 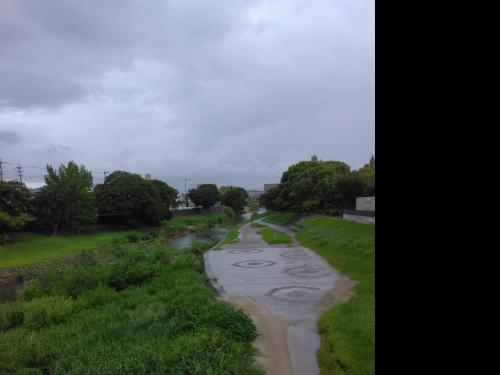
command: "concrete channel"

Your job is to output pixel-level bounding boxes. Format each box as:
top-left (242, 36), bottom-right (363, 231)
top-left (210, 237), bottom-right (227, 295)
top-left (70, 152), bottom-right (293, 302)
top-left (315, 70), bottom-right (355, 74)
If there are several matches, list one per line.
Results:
top-left (204, 218), bottom-right (340, 375)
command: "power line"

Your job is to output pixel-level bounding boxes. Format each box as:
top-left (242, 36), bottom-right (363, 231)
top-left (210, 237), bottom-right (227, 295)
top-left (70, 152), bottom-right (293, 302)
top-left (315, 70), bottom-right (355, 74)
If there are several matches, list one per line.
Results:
top-left (0, 158), bottom-right (190, 188)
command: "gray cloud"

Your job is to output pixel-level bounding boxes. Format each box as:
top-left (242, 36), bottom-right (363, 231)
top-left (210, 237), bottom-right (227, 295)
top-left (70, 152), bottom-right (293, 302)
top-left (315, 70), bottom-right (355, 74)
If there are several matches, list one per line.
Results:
top-left (0, 130), bottom-right (21, 144)
top-left (0, 0), bottom-right (374, 191)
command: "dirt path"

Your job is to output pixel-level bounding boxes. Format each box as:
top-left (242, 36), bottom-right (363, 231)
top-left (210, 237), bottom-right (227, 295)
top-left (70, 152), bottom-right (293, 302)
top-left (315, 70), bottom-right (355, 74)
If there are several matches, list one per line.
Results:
top-left (205, 219), bottom-right (354, 375)
top-left (222, 295), bottom-right (293, 375)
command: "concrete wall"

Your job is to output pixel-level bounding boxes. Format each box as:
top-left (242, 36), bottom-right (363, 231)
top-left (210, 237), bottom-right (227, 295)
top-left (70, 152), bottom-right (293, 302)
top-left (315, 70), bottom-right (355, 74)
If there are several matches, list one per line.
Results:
top-left (356, 196), bottom-right (375, 212)
top-left (342, 213), bottom-right (375, 224)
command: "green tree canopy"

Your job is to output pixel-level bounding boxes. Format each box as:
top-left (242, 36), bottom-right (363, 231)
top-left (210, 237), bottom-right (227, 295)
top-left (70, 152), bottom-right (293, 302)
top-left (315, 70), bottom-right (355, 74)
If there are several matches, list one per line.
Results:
top-left (220, 187), bottom-right (247, 214)
top-left (188, 184), bottom-right (220, 209)
top-left (33, 162), bottom-right (97, 234)
top-left (0, 180), bottom-right (32, 216)
top-left (94, 171), bottom-right (176, 225)
top-left (278, 159), bottom-right (351, 211)
top-left (219, 186), bottom-right (249, 200)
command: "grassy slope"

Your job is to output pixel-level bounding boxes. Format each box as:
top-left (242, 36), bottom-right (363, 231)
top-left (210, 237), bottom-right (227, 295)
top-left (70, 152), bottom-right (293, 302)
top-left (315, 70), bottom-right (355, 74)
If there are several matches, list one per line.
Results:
top-left (262, 211), bottom-right (297, 226)
top-left (216, 211), bottom-right (270, 248)
top-left (0, 231), bottom-right (131, 269)
top-left (250, 222), bottom-right (266, 228)
top-left (296, 216), bottom-right (374, 375)
top-left (1, 211), bottom-right (233, 269)
top-left (0, 243), bottom-right (263, 374)
top-left (259, 227), bottom-right (293, 244)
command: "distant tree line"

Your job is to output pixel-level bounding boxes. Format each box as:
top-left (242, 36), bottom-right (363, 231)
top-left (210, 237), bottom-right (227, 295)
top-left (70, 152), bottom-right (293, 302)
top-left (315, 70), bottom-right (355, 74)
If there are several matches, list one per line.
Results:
top-left (0, 162), bottom-right (179, 239)
top-left (0, 161), bottom-right (251, 241)
top-left (259, 155), bottom-right (375, 213)
top-left (187, 184), bottom-right (248, 214)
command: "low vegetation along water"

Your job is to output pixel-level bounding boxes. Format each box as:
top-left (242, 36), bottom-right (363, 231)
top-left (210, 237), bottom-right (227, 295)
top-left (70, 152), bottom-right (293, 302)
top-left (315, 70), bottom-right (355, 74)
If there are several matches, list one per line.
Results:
top-left (0, 239), bottom-right (264, 374)
top-left (0, 210), bottom-right (238, 303)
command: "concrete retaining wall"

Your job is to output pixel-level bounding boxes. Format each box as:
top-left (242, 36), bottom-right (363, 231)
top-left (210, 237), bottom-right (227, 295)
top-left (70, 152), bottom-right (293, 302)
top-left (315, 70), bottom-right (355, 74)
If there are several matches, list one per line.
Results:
top-left (342, 209), bottom-right (375, 224)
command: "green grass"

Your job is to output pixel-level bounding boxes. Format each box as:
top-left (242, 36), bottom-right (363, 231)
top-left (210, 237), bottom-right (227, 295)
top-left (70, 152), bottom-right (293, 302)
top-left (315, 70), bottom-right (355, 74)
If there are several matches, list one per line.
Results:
top-left (250, 222), bottom-right (266, 228)
top-left (0, 242), bottom-right (263, 374)
top-left (246, 200), bottom-right (259, 211)
top-left (258, 227), bottom-right (293, 244)
top-left (215, 212), bottom-right (270, 249)
top-left (0, 231), bottom-right (132, 269)
top-left (218, 221), bottom-right (246, 247)
top-left (0, 210), bottom-right (235, 269)
top-left (262, 211), bottom-right (297, 226)
top-left (296, 216), bottom-right (374, 375)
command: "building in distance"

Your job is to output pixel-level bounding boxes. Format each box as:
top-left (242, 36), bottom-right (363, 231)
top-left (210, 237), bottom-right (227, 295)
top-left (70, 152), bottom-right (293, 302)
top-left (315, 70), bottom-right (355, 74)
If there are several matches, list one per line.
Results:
top-left (247, 189), bottom-right (263, 199)
top-left (263, 183), bottom-right (279, 192)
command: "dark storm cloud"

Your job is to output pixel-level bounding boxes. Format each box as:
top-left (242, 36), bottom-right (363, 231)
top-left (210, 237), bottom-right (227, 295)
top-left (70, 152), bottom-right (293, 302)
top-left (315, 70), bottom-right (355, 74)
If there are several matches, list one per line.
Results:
top-left (0, 0), bottom-right (374, 190)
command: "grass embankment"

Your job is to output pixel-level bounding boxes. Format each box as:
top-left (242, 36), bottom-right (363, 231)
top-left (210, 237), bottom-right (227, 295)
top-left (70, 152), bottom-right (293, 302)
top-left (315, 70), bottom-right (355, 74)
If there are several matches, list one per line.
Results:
top-left (216, 211), bottom-right (269, 248)
top-left (258, 227), bottom-right (293, 245)
top-left (0, 209), bottom-right (234, 269)
top-left (296, 216), bottom-right (375, 375)
top-left (262, 211), bottom-right (297, 226)
top-left (0, 241), bottom-right (263, 374)
top-left (0, 231), bottom-right (131, 269)
top-left (250, 222), bottom-right (266, 228)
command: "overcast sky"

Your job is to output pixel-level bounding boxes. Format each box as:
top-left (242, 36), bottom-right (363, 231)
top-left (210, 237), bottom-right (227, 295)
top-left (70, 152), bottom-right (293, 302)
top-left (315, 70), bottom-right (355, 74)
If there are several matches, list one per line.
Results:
top-left (0, 0), bottom-right (374, 192)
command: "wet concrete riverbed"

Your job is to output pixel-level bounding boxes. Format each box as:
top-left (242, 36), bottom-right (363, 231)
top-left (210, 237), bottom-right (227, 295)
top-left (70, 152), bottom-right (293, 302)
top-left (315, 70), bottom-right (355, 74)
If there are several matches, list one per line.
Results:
top-left (204, 220), bottom-right (338, 375)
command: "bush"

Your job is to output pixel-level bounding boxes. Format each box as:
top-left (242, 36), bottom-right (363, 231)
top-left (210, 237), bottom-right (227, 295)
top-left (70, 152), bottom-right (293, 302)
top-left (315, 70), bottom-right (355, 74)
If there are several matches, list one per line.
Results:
top-left (104, 258), bottom-right (156, 291)
top-left (23, 296), bottom-right (79, 329)
top-left (0, 302), bottom-right (24, 331)
top-left (79, 285), bottom-right (117, 308)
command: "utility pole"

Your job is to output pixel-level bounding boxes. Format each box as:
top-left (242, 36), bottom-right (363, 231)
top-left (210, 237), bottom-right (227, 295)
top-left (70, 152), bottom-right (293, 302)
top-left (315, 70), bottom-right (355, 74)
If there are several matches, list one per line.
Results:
top-left (16, 164), bottom-right (23, 183)
top-left (0, 159), bottom-right (3, 182)
top-left (184, 177), bottom-right (190, 207)
top-left (103, 171), bottom-right (109, 181)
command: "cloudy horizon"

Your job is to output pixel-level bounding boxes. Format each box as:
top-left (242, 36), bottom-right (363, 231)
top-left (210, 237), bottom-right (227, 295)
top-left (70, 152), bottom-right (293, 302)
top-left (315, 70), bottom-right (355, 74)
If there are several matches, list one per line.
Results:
top-left (0, 0), bottom-right (374, 193)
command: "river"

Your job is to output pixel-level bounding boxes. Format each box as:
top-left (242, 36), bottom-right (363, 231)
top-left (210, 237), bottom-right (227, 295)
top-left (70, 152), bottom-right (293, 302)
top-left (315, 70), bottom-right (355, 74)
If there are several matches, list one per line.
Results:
top-left (0, 221), bottom-right (240, 304)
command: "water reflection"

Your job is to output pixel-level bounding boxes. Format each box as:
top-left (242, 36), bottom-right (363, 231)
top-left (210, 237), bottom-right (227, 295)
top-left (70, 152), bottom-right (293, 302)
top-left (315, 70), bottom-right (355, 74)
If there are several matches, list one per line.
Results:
top-left (168, 226), bottom-right (228, 250)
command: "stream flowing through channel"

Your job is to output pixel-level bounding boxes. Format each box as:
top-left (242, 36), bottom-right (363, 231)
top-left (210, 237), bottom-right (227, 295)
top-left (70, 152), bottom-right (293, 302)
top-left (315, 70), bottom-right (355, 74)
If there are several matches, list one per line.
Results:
top-left (0, 220), bottom-right (243, 304)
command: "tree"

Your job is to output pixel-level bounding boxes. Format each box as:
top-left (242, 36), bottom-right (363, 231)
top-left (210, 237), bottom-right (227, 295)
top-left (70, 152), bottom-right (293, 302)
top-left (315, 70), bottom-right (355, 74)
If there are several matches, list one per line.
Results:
top-left (0, 180), bottom-right (32, 216)
top-left (33, 162), bottom-right (97, 234)
top-left (0, 181), bottom-right (33, 242)
top-left (358, 156), bottom-right (375, 196)
top-left (259, 185), bottom-right (283, 211)
top-left (188, 184), bottom-right (220, 209)
top-left (94, 171), bottom-right (176, 225)
top-left (220, 188), bottom-right (247, 214)
top-left (278, 159), bottom-right (351, 211)
top-left (333, 172), bottom-right (369, 209)
top-left (219, 186), bottom-right (249, 200)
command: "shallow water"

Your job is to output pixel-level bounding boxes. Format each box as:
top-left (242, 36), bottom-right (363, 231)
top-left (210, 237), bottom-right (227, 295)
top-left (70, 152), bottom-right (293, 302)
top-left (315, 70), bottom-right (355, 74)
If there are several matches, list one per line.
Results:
top-left (0, 223), bottom-right (232, 304)
top-left (168, 226), bottom-right (228, 250)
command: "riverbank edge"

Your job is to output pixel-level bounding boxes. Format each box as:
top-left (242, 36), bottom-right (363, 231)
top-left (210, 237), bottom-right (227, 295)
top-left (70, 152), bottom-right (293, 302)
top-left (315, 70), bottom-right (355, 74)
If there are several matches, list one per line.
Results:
top-left (0, 210), bottom-right (236, 286)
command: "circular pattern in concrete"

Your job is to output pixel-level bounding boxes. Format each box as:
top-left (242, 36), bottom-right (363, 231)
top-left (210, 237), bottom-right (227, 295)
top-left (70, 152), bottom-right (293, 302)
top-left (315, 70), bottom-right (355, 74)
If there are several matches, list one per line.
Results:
top-left (265, 285), bottom-right (322, 302)
top-left (229, 249), bottom-right (263, 254)
top-left (279, 249), bottom-right (311, 261)
top-left (283, 264), bottom-right (331, 278)
top-left (232, 260), bottom-right (276, 268)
